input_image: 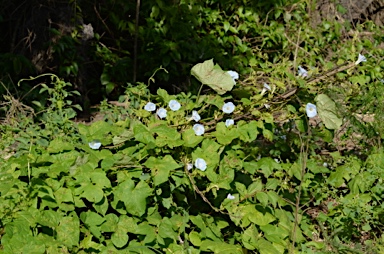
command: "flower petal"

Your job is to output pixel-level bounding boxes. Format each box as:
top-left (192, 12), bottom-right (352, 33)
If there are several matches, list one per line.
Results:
top-left (144, 102), bottom-right (156, 112)
top-left (157, 108), bottom-right (167, 119)
top-left (225, 119), bottom-right (234, 127)
top-left (193, 124), bottom-right (205, 136)
top-left (191, 110), bottom-right (201, 122)
top-left (298, 66), bottom-right (308, 78)
top-left (88, 140), bottom-right (101, 150)
top-left (195, 158), bottom-right (207, 171)
top-left (355, 53), bottom-right (367, 65)
top-left (169, 100), bottom-right (181, 111)
top-left (227, 194), bottom-right (235, 200)
top-left (222, 102), bottom-right (235, 114)
top-left (305, 103), bottom-right (317, 118)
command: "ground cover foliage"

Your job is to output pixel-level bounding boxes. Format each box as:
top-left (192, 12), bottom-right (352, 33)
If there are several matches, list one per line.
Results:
top-left (2, 1), bottom-right (384, 253)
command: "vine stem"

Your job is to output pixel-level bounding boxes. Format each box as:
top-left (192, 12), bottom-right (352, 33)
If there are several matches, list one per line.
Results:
top-left (290, 124), bottom-right (310, 253)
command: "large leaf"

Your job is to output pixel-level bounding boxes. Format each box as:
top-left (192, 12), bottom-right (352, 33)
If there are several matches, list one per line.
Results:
top-left (191, 59), bottom-right (235, 95)
top-left (315, 94), bottom-right (342, 130)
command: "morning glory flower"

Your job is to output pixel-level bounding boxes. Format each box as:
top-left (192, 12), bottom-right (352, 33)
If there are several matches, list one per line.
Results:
top-left (298, 66), bottom-right (308, 78)
top-left (157, 108), bottom-right (167, 119)
top-left (191, 110), bottom-right (201, 122)
top-left (169, 100), bottom-right (181, 111)
top-left (355, 53), bottom-right (367, 65)
top-left (227, 70), bottom-right (239, 83)
top-left (225, 119), bottom-right (234, 127)
top-left (144, 102), bottom-right (156, 112)
top-left (306, 103), bottom-right (317, 118)
top-left (195, 158), bottom-right (207, 171)
top-left (227, 193), bottom-right (235, 200)
top-left (261, 83), bottom-right (271, 95)
top-left (193, 124), bottom-right (205, 136)
top-left (187, 163), bottom-right (193, 171)
top-left (88, 140), bottom-right (101, 150)
top-left (222, 102), bottom-right (235, 114)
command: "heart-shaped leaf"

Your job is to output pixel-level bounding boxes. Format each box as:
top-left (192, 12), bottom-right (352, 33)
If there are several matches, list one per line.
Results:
top-left (191, 59), bottom-right (235, 95)
top-left (315, 94), bottom-right (342, 130)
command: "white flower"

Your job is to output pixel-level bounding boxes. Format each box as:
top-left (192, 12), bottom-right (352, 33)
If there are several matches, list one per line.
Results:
top-left (261, 83), bottom-right (271, 95)
top-left (193, 124), bottom-right (205, 136)
top-left (227, 70), bottom-right (239, 84)
top-left (88, 140), bottom-right (101, 150)
top-left (144, 102), bottom-right (156, 112)
top-left (187, 163), bottom-right (193, 171)
top-left (222, 102), bottom-right (235, 114)
top-left (323, 162), bottom-right (328, 168)
top-left (225, 119), bottom-right (234, 127)
top-left (355, 53), bottom-right (367, 65)
top-left (305, 103), bottom-right (317, 118)
top-left (169, 100), bottom-right (181, 111)
top-left (195, 158), bottom-right (207, 171)
top-left (191, 110), bottom-right (201, 122)
top-left (263, 83), bottom-right (271, 91)
top-left (264, 104), bottom-right (270, 109)
top-left (298, 66), bottom-right (308, 78)
top-left (157, 108), bottom-right (167, 119)
top-left (227, 193), bottom-right (235, 200)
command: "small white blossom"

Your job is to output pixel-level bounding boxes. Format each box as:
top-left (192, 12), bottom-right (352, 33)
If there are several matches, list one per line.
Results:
top-left (144, 102), bottom-right (156, 112)
top-left (169, 100), bottom-right (181, 111)
top-left (261, 83), bottom-right (271, 95)
top-left (323, 162), bottom-right (328, 168)
top-left (306, 103), bottom-right (317, 118)
top-left (227, 70), bottom-right (239, 84)
top-left (225, 119), bottom-right (234, 127)
top-left (222, 102), bottom-right (235, 114)
top-left (193, 124), bottom-right (205, 136)
top-left (227, 193), bottom-right (235, 200)
top-left (264, 104), bottom-right (270, 109)
top-left (191, 110), bottom-right (201, 122)
top-left (88, 140), bottom-right (101, 150)
top-left (195, 158), bottom-right (207, 171)
top-left (187, 163), bottom-right (193, 171)
top-left (157, 108), bottom-right (167, 119)
top-left (355, 53), bottom-right (367, 65)
top-left (298, 66), bottom-right (308, 78)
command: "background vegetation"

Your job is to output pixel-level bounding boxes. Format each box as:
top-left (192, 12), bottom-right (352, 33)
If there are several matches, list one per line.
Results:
top-left (1, 0), bottom-right (384, 253)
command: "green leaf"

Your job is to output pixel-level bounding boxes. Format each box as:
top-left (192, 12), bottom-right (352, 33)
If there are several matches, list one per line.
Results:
top-left (47, 139), bottom-right (74, 153)
top-left (200, 240), bottom-right (243, 254)
top-left (133, 121), bottom-right (155, 144)
top-left (81, 184), bottom-right (104, 203)
top-left (112, 228), bottom-right (129, 248)
top-left (182, 128), bottom-right (204, 148)
top-left (144, 155), bottom-right (181, 186)
top-left (315, 94), bottom-right (342, 130)
top-left (257, 157), bottom-right (281, 178)
top-left (213, 122), bottom-right (239, 145)
top-left (191, 59), bottom-right (235, 95)
top-left (100, 214), bottom-right (119, 232)
top-left (57, 212), bottom-right (80, 248)
top-left (238, 120), bottom-right (259, 142)
top-left (150, 124), bottom-right (184, 148)
top-left (158, 217), bottom-right (178, 240)
top-left (113, 179), bottom-right (153, 217)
